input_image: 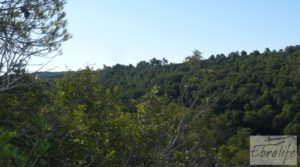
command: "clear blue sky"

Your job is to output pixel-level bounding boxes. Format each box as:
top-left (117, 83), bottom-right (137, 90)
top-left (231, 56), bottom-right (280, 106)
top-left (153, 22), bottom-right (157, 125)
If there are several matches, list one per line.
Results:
top-left (34, 0), bottom-right (300, 71)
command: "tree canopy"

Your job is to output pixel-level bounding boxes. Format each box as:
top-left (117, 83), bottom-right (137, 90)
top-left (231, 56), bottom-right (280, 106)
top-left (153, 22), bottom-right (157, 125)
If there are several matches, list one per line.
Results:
top-left (0, 0), bottom-right (70, 91)
top-left (1, 45), bottom-right (300, 166)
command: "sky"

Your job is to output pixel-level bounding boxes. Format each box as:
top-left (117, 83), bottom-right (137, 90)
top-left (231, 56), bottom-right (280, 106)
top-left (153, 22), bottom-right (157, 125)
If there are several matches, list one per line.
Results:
top-left (31, 0), bottom-right (300, 71)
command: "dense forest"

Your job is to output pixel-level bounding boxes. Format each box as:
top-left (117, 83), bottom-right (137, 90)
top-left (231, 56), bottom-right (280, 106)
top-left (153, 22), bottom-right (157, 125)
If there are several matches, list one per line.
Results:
top-left (1, 45), bottom-right (300, 166)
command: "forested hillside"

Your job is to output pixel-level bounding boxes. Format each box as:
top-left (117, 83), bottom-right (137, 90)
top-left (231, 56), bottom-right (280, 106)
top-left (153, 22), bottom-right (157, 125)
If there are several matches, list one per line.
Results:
top-left (1, 46), bottom-right (300, 166)
top-left (100, 46), bottom-right (300, 135)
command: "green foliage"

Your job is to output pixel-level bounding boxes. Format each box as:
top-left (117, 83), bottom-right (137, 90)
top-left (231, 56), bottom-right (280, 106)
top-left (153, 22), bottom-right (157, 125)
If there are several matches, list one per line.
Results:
top-left (184, 50), bottom-right (202, 66)
top-left (0, 46), bottom-right (300, 166)
top-left (0, 128), bottom-right (26, 166)
top-left (217, 128), bottom-right (251, 166)
top-left (0, 0), bottom-right (70, 91)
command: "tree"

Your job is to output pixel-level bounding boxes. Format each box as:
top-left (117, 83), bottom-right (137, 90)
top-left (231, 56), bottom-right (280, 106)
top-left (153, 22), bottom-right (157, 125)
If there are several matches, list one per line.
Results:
top-left (0, 0), bottom-right (70, 91)
top-left (136, 61), bottom-right (149, 68)
top-left (150, 58), bottom-right (162, 66)
top-left (228, 51), bottom-right (239, 58)
top-left (240, 50), bottom-right (247, 56)
top-left (162, 58), bottom-right (168, 65)
top-left (209, 55), bottom-right (215, 60)
top-left (184, 50), bottom-right (202, 65)
top-left (264, 48), bottom-right (271, 54)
